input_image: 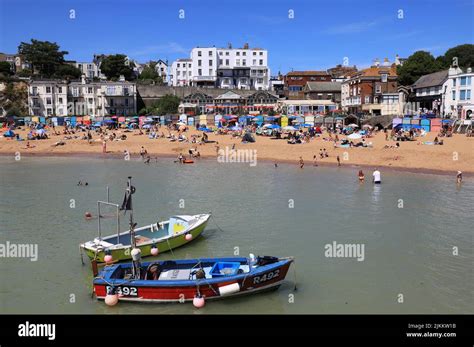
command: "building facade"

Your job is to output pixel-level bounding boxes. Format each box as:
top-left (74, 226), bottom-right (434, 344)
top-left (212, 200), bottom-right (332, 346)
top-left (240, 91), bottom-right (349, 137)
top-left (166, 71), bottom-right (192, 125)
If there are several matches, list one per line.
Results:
top-left (28, 78), bottom-right (137, 117)
top-left (0, 53), bottom-right (30, 73)
top-left (342, 58), bottom-right (398, 116)
top-left (443, 66), bottom-right (473, 119)
top-left (171, 44), bottom-right (270, 90)
top-left (284, 71), bottom-right (332, 99)
top-left (74, 61), bottom-right (103, 79)
top-left (410, 70), bottom-right (449, 115)
top-left (303, 81), bottom-right (342, 105)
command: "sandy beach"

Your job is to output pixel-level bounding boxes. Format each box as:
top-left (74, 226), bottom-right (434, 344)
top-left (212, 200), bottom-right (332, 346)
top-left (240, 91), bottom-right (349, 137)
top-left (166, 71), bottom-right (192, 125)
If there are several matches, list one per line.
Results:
top-left (1, 126), bottom-right (473, 175)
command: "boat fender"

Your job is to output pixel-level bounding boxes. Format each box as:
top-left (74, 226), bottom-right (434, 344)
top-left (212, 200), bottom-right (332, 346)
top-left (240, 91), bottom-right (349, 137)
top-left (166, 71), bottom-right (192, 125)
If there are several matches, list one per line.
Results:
top-left (105, 293), bottom-right (119, 306)
top-left (185, 233), bottom-right (193, 241)
top-left (131, 248), bottom-right (141, 261)
top-left (84, 212), bottom-right (93, 219)
top-left (104, 250), bottom-right (113, 264)
top-left (150, 245), bottom-right (159, 256)
top-left (218, 283), bottom-right (240, 296)
top-left (193, 295), bottom-right (205, 308)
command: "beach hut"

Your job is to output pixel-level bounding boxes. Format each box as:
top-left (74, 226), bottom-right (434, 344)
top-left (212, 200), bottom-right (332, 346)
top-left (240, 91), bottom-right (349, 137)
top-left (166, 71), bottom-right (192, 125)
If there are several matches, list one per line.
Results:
top-left (253, 115), bottom-right (264, 126)
top-left (76, 116), bottom-right (84, 124)
top-left (198, 115), bottom-right (207, 127)
top-left (410, 118), bottom-right (420, 126)
top-left (51, 117), bottom-right (58, 126)
top-left (214, 114), bottom-right (222, 127)
top-left (420, 118), bottom-right (431, 132)
top-left (392, 117), bottom-right (402, 129)
top-left (280, 116), bottom-right (288, 128)
top-left (402, 117), bottom-right (411, 125)
top-left (430, 118), bottom-right (441, 133)
top-left (39, 117), bottom-right (46, 124)
top-left (179, 114), bottom-right (188, 124)
top-left (187, 116), bottom-right (195, 126)
top-left (304, 115), bottom-right (315, 126)
top-left (206, 114), bottom-right (214, 126)
top-left (83, 116), bottom-right (91, 125)
top-left (70, 116), bottom-right (77, 126)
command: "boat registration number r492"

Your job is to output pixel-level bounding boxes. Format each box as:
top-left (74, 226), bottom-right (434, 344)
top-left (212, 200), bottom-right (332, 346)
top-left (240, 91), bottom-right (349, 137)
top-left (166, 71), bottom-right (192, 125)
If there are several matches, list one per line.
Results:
top-left (253, 270), bottom-right (280, 285)
top-left (106, 286), bottom-right (138, 297)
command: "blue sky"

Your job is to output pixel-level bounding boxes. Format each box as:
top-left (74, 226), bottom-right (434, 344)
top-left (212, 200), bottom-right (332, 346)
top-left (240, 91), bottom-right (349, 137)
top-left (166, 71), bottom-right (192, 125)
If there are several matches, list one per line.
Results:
top-left (0, 0), bottom-right (473, 74)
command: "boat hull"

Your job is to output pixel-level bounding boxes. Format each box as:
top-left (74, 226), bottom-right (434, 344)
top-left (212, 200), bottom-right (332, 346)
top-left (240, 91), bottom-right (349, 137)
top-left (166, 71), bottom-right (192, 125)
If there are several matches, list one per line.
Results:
top-left (82, 218), bottom-right (209, 263)
top-left (93, 257), bottom-right (293, 303)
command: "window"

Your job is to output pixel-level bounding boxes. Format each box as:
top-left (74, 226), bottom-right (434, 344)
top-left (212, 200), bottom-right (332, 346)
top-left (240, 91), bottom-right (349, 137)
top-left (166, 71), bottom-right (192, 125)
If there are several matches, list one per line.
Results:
top-left (289, 86), bottom-right (302, 91)
top-left (46, 97), bottom-right (52, 105)
top-left (259, 60), bottom-right (263, 65)
top-left (219, 52), bottom-right (222, 56)
top-left (46, 86), bottom-right (51, 93)
top-left (253, 52), bottom-right (257, 56)
top-left (257, 78), bottom-right (263, 83)
top-left (365, 96), bottom-right (371, 103)
top-left (243, 52), bottom-right (246, 56)
top-left (236, 52), bottom-right (240, 56)
top-left (452, 90), bottom-right (456, 100)
top-left (226, 59), bottom-right (229, 66)
top-left (381, 74), bottom-right (387, 82)
top-left (177, 71), bottom-right (180, 76)
top-left (198, 51), bottom-right (202, 56)
top-left (198, 69), bottom-right (202, 76)
top-left (88, 98), bottom-right (93, 104)
top-left (236, 59), bottom-right (240, 66)
top-left (32, 87), bottom-right (37, 95)
top-left (453, 78), bottom-right (456, 86)
top-left (58, 87), bottom-right (62, 93)
top-left (259, 52), bottom-right (263, 56)
top-left (107, 87), bottom-right (115, 95)
top-left (242, 60), bottom-right (246, 66)
top-left (225, 52), bottom-right (229, 56)
top-left (460, 76), bottom-right (472, 86)
top-left (125, 98), bottom-right (129, 106)
top-left (109, 99), bottom-right (114, 107)
top-left (198, 60), bottom-right (202, 67)
top-left (460, 90), bottom-right (471, 100)
top-left (88, 87), bottom-right (93, 94)
top-left (253, 59), bottom-right (256, 65)
top-left (58, 97), bottom-right (63, 103)
top-left (209, 69), bottom-right (212, 75)
top-left (188, 64), bottom-right (191, 68)
top-left (47, 108), bottom-right (52, 116)
top-left (219, 59), bottom-right (223, 65)
top-left (177, 63), bottom-right (180, 68)
top-left (209, 51), bottom-right (213, 56)
top-left (209, 60), bottom-right (213, 66)
top-left (375, 85), bottom-right (381, 93)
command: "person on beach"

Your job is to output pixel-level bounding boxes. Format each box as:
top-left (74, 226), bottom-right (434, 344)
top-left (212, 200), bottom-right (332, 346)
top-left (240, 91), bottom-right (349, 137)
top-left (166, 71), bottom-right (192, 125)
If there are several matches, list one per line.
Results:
top-left (177, 153), bottom-right (184, 163)
top-left (102, 140), bottom-right (107, 154)
top-left (144, 155), bottom-right (151, 164)
top-left (299, 157), bottom-right (304, 169)
top-left (456, 171), bottom-right (463, 184)
top-left (313, 155), bottom-right (318, 166)
top-left (358, 170), bottom-right (365, 182)
top-left (139, 146), bottom-right (147, 158)
top-left (274, 162), bottom-right (278, 168)
top-left (324, 148), bottom-right (329, 158)
top-left (337, 155), bottom-right (341, 166)
top-left (372, 168), bottom-right (381, 184)
top-left (319, 149), bottom-right (324, 159)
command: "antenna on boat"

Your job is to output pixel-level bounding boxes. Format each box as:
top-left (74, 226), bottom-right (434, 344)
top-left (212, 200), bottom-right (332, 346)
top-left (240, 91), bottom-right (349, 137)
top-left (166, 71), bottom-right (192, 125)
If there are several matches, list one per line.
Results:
top-left (121, 176), bottom-right (141, 279)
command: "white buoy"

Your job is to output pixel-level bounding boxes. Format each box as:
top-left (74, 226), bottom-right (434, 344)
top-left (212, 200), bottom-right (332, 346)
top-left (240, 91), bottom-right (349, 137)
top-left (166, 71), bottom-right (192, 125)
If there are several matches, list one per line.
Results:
top-left (150, 247), bottom-right (159, 256)
top-left (185, 234), bottom-right (193, 241)
top-left (104, 254), bottom-right (113, 264)
top-left (105, 294), bottom-right (119, 306)
top-left (193, 295), bottom-right (205, 308)
top-left (131, 248), bottom-right (141, 261)
top-left (218, 283), bottom-right (240, 296)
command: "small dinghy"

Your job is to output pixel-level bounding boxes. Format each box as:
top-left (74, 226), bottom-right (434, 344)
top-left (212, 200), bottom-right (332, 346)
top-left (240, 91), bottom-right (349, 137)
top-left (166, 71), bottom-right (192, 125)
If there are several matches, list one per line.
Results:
top-left (93, 255), bottom-right (294, 305)
top-left (80, 177), bottom-right (210, 263)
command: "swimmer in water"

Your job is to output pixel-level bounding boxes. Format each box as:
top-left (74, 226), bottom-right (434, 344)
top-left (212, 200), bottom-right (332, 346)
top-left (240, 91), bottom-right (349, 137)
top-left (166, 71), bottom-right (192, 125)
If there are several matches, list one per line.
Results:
top-left (456, 171), bottom-right (463, 184)
top-left (299, 157), bottom-right (304, 169)
top-left (358, 170), bottom-right (365, 182)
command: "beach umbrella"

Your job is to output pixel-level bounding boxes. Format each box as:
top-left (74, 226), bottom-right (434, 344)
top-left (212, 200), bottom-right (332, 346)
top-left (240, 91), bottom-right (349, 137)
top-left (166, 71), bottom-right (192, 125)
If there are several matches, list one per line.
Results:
top-left (177, 121), bottom-right (186, 126)
top-left (229, 126), bottom-right (242, 131)
top-left (282, 126), bottom-right (297, 131)
top-left (348, 123), bottom-right (359, 128)
top-left (347, 133), bottom-right (362, 140)
top-left (362, 124), bottom-right (373, 129)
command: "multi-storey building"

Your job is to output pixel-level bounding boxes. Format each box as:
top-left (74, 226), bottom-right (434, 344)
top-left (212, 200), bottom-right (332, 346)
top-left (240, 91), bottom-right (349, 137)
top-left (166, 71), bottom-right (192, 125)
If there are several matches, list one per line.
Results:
top-left (303, 81), bottom-right (342, 104)
top-left (170, 43), bottom-right (270, 90)
top-left (74, 61), bottom-right (104, 79)
top-left (410, 70), bottom-right (449, 115)
top-left (28, 77), bottom-right (137, 117)
top-left (443, 66), bottom-right (473, 119)
top-left (0, 53), bottom-right (30, 73)
top-left (155, 59), bottom-right (168, 81)
top-left (342, 58), bottom-right (398, 116)
top-left (284, 71), bottom-right (332, 99)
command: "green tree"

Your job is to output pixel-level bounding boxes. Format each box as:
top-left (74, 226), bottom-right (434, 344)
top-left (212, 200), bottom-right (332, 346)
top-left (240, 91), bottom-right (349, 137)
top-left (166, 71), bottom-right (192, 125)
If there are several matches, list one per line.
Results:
top-left (54, 64), bottom-right (82, 79)
top-left (151, 94), bottom-right (180, 115)
top-left (439, 44), bottom-right (474, 69)
top-left (397, 51), bottom-right (442, 86)
top-left (100, 54), bottom-right (135, 81)
top-left (18, 39), bottom-right (68, 77)
top-left (0, 62), bottom-right (13, 76)
top-left (0, 82), bottom-right (28, 116)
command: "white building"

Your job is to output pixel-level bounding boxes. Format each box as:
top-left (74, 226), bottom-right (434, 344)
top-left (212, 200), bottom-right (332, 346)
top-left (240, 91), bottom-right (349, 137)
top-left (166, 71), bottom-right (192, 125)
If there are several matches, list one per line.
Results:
top-left (443, 66), bottom-right (473, 119)
top-left (171, 59), bottom-right (192, 86)
top-left (28, 77), bottom-right (137, 117)
top-left (171, 44), bottom-right (270, 90)
top-left (74, 62), bottom-right (104, 79)
top-left (155, 59), bottom-right (168, 80)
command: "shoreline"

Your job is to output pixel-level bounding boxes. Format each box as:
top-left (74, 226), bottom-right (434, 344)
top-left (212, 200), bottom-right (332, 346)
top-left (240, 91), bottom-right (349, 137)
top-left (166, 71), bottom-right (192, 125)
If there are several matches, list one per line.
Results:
top-left (1, 150), bottom-right (471, 177)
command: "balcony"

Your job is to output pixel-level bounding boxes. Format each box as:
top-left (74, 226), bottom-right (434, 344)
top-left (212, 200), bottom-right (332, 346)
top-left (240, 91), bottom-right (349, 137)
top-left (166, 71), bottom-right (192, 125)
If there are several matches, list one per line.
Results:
top-left (193, 76), bottom-right (217, 81)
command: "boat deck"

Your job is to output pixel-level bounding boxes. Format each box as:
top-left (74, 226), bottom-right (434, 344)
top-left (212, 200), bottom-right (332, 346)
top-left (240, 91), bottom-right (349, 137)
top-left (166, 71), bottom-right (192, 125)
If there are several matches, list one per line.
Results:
top-left (103, 225), bottom-right (169, 246)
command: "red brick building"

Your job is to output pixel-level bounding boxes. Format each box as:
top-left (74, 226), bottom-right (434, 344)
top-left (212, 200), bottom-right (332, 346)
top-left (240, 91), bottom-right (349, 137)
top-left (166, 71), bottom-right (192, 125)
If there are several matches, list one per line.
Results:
top-left (284, 71), bottom-right (332, 99)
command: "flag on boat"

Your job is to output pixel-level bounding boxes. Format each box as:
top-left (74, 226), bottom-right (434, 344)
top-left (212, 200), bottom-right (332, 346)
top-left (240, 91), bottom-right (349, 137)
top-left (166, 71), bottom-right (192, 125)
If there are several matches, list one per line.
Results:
top-left (120, 184), bottom-right (136, 211)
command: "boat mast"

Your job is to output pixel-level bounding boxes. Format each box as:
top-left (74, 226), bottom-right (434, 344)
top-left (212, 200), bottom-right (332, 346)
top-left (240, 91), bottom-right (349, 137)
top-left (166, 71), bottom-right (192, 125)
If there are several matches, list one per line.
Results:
top-left (124, 177), bottom-right (141, 279)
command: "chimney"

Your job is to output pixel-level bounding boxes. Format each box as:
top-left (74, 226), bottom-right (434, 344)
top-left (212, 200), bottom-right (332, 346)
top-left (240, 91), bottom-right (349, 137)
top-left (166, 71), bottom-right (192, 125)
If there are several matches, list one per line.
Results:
top-left (81, 74), bottom-right (86, 84)
top-left (243, 43), bottom-right (249, 49)
top-left (383, 57), bottom-right (390, 66)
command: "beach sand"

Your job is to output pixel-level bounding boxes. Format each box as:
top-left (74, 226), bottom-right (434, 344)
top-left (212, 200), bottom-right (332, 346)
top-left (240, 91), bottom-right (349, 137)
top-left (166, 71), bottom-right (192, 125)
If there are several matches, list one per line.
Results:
top-left (1, 127), bottom-right (473, 175)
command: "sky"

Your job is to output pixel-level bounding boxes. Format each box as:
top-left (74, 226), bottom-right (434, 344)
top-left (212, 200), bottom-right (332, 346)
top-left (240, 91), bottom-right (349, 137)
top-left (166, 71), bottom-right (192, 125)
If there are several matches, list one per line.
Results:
top-left (0, 0), bottom-right (473, 74)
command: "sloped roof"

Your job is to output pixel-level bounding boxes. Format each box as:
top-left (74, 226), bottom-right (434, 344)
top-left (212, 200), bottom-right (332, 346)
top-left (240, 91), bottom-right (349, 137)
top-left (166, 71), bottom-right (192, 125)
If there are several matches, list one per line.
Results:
top-left (352, 65), bottom-right (397, 78)
top-left (215, 91), bottom-right (244, 100)
top-left (412, 70), bottom-right (449, 89)
top-left (305, 81), bottom-right (341, 92)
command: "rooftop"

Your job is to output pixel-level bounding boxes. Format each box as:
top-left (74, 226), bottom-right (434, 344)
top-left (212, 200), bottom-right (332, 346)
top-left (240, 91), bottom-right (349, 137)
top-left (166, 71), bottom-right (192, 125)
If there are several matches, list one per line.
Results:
top-left (412, 70), bottom-right (449, 89)
top-left (286, 71), bottom-right (330, 77)
top-left (304, 81), bottom-right (341, 92)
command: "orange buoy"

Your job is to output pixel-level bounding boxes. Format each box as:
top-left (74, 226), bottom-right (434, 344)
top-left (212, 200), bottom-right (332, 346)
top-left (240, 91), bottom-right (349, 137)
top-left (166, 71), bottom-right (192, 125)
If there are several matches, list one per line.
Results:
top-left (84, 212), bottom-right (93, 219)
top-left (183, 159), bottom-right (194, 164)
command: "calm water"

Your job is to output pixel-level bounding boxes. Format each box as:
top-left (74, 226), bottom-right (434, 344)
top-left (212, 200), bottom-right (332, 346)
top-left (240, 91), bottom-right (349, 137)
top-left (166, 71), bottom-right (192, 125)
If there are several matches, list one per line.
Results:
top-left (0, 156), bottom-right (473, 314)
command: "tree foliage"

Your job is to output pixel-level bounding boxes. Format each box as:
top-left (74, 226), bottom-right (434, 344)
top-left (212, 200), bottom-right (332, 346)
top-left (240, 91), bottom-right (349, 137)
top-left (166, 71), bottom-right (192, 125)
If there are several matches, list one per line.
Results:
top-left (0, 82), bottom-right (28, 116)
top-left (141, 94), bottom-right (180, 115)
top-left (100, 54), bottom-right (135, 81)
top-left (54, 64), bottom-right (82, 79)
top-left (0, 62), bottom-right (13, 76)
top-left (18, 39), bottom-right (68, 77)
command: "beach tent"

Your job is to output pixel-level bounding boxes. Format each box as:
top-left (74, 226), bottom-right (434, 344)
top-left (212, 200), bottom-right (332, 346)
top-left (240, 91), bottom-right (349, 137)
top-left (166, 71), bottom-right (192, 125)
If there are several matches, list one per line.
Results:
top-left (238, 116), bottom-right (247, 126)
top-left (430, 118), bottom-right (441, 133)
top-left (3, 129), bottom-right (15, 137)
top-left (392, 117), bottom-right (402, 128)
